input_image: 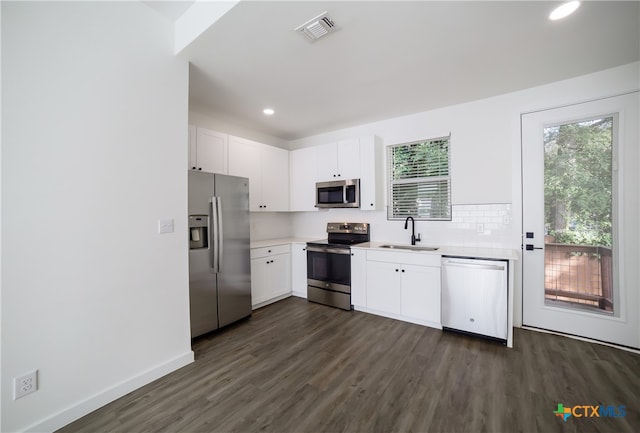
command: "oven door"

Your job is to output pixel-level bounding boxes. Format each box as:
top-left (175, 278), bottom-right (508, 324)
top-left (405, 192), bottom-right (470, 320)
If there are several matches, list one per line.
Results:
top-left (307, 245), bottom-right (351, 293)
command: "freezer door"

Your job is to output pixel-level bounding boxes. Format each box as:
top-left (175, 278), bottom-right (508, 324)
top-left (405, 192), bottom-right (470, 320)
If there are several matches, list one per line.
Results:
top-left (215, 174), bottom-right (252, 327)
top-left (189, 248), bottom-right (219, 337)
top-left (188, 171), bottom-right (219, 337)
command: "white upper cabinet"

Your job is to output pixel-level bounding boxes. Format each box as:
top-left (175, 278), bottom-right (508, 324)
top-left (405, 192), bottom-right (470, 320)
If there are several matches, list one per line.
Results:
top-left (358, 135), bottom-right (383, 211)
top-left (261, 145), bottom-right (290, 211)
top-left (228, 136), bottom-right (289, 212)
top-left (316, 138), bottom-right (361, 181)
top-left (289, 135), bottom-right (381, 211)
top-left (290, 146), bottom-right (318, 212)
top-left (188, 126), bottom-right (228, 174)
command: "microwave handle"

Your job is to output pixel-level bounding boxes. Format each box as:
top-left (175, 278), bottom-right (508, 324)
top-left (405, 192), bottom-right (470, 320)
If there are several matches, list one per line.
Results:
top-left (343, 186), bottom-right (347, 204)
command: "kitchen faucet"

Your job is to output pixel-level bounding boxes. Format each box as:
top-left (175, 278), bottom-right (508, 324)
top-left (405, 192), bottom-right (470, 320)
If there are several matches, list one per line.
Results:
top-left (404, 216), bottom-right (421, 245)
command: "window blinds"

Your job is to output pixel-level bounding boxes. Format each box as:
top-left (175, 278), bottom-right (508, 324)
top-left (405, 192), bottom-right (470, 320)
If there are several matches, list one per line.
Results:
top-left (387, 136), bottom-right (451, 220)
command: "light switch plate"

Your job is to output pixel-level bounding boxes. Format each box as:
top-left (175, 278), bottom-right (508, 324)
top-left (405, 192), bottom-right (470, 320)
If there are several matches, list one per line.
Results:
top-left (158, 219), bottom-right (174, 234)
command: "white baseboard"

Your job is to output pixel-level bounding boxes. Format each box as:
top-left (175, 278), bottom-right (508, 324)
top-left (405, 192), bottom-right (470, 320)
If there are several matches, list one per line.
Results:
top-left (25, 351), bottom-right (194, 433)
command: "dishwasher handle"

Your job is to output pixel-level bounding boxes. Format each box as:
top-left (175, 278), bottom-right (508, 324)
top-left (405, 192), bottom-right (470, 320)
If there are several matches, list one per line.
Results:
top-left (442, 259), bottom-right (506, 272)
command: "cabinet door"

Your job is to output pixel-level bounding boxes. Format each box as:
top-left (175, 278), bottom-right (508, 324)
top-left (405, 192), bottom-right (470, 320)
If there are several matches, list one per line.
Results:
top-left (250, 258), bottom-right (269, 306)
top-left (359, 136), bottom-right (380, 211)
top-left (228, 136), bottom-right (262, 211)
top-left (262, 145), bottom-right (289, 211)
top-left (196, 128), bottom-right (228, 174)
top-left (401, 264), bottom-right (441, 323)
top-left (188, 125), bottom-right (197, 170)
top-left (366, 261), bottom-right (401, 314)
top-left (290, 147), bottom-right (318, 211)
top-left (336, 138), bottom-right (361, 179)
top-left (316, 142), bottom-right (338, 180)
top-left (269, 254), bottom-right (291, 298)
top-left (350, 248), bottom-right (367, 307)
top-left (291, 243), bottom-right (307, 297)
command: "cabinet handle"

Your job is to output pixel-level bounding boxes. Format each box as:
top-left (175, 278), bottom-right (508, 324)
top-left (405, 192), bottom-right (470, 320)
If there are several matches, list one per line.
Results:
top-left (192, 166), bottom-right (196, 170)
top-left (268, 250), bottom-right (271, 253)
top-left (401, 269), bottom-right (405, 273)
top-left (333, 174), bottom-right (336, 177)
top-left (198, 167), bottom-right (202, 171)
top-left (303, 248), bottom-right (306, 251)
top-left (395, 269), bottom-right (399, 272)
top-left (370, 203), bottom-right (374, 207)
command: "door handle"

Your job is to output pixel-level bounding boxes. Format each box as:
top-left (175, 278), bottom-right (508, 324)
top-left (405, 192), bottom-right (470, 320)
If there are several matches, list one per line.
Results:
top-left (216, 196), bottom-right (223, 270)
top-left (210, 198), bottom-right (218, 272)
top-left (210, 197), bottom-right (222, 273)
top-left (525, 244), bottom-right (543, 251)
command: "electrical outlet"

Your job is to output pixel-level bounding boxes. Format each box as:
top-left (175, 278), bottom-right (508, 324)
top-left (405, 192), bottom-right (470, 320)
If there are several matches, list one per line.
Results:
top-left (14, 370), bottom-right (37, 400)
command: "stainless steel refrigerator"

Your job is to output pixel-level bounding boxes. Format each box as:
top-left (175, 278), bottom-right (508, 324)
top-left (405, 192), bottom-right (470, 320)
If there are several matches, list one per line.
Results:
top-left (188, 171), bottom-right (251, 338)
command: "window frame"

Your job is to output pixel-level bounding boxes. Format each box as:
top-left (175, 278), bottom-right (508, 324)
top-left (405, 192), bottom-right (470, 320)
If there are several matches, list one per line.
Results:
top-left (386, 135), bottom-right (452, 221)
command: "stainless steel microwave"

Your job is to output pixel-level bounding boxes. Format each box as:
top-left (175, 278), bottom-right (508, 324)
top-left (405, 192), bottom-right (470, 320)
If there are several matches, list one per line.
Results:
top-left (315, 179), bottom-right (360, 208)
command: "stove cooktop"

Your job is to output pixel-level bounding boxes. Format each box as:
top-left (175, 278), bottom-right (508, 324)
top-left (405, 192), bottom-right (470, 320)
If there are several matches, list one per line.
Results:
top-left (306, 238), bottom-right (368, 248)
top-left (307, 222), bottom-right (370, 248)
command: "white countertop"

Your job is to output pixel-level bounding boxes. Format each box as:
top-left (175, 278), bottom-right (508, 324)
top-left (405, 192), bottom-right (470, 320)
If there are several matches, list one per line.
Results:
top-left (250, 237), bottom-right (318, 249)
top-left (354, 241), bottom-right (519, 261)
top-left (251, 238), bottom-right (519, 260)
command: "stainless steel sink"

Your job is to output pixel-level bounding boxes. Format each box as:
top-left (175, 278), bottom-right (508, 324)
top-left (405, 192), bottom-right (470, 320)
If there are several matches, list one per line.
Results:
top-left (379, 244), bottom-right (439, 251)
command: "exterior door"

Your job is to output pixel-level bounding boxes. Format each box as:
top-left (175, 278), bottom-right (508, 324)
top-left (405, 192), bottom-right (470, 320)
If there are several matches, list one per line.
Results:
top-left (521, 92), bottom-right (639, 348)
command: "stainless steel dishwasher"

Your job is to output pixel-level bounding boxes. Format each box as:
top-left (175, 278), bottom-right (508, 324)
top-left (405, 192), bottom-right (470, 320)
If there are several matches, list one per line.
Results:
top-left (441, 257), bottom-right (508, 342)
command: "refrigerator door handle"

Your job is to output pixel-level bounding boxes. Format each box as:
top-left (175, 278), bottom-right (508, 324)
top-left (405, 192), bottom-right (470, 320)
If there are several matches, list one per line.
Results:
top-left (210, 197), bottom-right (220, 273)
top-left (216, 196), bottom-right (223, 270)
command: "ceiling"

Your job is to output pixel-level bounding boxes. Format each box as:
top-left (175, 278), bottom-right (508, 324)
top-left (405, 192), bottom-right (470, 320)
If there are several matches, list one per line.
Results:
top-left (178, 1), bottom-right (639, 141)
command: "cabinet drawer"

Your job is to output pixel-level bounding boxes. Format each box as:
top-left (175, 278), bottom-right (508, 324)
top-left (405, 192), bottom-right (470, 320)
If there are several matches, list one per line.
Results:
top-left (366, 250), bottom-right (441, 267)
top-left (251, 244), bottom-right (290, 259)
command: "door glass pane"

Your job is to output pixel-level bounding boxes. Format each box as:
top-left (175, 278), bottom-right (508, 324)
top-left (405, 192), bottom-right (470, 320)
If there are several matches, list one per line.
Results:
top-left (543, 117), bottom-right (614, 314)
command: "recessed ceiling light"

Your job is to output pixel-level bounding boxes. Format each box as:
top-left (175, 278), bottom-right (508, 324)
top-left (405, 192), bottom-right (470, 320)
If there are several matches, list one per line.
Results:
top-left (549, 1), bottom-right (580, 20)
top-left (263, 108), bottom-right (275, 116)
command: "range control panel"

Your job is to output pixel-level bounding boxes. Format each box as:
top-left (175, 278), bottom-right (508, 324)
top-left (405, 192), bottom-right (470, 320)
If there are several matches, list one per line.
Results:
top-left (326, 222), bottom-right (370, 234)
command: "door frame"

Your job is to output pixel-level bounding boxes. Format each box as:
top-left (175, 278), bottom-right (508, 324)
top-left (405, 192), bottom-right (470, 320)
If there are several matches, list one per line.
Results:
top-left (518, 91), bottom-right (639, 349)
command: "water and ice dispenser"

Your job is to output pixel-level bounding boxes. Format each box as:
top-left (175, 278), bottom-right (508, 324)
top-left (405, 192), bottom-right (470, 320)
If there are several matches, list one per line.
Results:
top-left (189, 215), bottom-right (208, 250)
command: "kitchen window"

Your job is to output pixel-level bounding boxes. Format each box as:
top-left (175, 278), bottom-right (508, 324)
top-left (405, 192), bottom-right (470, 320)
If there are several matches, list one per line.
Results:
top-left (387, 135), bottom-right (451, 221)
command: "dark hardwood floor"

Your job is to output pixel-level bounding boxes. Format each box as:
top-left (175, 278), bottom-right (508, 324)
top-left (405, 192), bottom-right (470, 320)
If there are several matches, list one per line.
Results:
top-left (57, 297), bottom-right (639, 433)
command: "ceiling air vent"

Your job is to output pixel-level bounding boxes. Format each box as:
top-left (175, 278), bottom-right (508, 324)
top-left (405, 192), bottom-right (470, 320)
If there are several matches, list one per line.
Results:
top-left (295, 12), bottom-right (337, 42)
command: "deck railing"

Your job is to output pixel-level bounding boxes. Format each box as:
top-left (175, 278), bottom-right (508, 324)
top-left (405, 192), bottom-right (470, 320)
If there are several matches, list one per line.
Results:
top-left (544, 243), bottom-right (613, 312)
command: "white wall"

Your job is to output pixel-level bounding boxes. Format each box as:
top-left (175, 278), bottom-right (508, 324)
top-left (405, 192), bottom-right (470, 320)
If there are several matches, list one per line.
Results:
top-left (1, 2), bottom-right (193, 432)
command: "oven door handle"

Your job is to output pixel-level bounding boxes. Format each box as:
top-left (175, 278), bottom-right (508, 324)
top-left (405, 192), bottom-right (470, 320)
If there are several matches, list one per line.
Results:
top-left (306, 245), bottom-right (351, 255)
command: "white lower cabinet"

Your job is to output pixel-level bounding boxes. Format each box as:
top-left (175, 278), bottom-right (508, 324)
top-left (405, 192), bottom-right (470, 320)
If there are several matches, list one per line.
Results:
top-left (364, 250), bottom-right (441, 327)
top-left (366, 261), bottom-right (402, 314)
top-left (291, 242), bottom-right (307, 298)
top-left (400, 264), bottom-right (441, 324)
top-left (350, 248), bottom-right (367, 308)
top-left (250, 244), bottom-right (291, 308)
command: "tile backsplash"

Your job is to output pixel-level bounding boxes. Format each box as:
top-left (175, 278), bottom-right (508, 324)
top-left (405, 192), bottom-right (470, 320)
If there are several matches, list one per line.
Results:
top-left (286, 203), bottom-right (517, 250)
top-left (445, 203), bottom-right (513, 248)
